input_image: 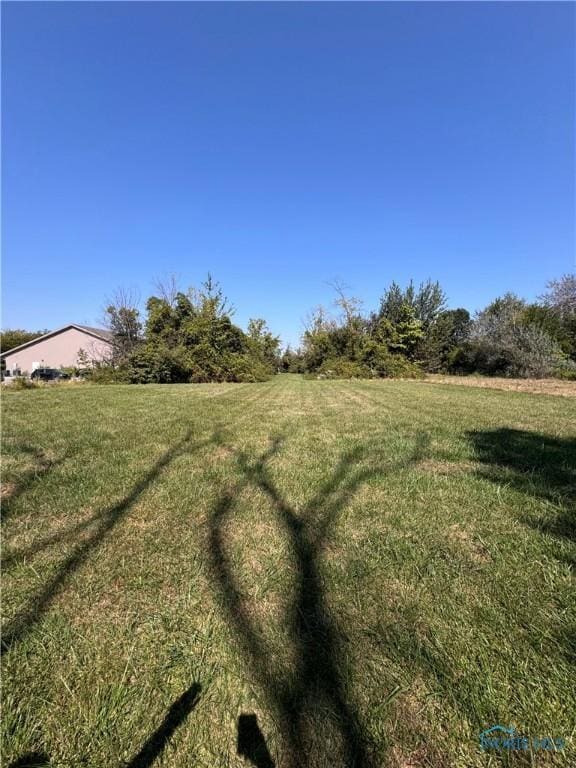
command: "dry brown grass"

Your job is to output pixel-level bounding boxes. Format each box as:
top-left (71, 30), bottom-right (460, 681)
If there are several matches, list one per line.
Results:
top-left (417, 459), bottom-right (478, 475)
top-left (423, 374), bottom-right (576, 397)
top-left (1, 481), bottom-right (17, 500)
top-left (446, 523), bottom-right (491, 564)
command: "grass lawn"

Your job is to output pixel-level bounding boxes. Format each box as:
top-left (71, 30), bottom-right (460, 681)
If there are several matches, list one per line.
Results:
top-left (2, 375), bottom-right (575, 768)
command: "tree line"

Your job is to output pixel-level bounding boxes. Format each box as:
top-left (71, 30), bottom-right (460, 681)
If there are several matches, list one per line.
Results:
top-left (1, 273), bottom-right (575, 382)
top-left (282, 273), bottom-right (576, 380)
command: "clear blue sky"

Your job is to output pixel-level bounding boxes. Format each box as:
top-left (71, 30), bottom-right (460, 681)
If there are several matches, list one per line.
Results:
top-left (2, 2), bottom-right (575, 347)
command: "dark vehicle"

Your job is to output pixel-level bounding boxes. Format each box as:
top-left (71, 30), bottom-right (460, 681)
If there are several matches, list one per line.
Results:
top-left (30, 368), bottom-right (70, 381)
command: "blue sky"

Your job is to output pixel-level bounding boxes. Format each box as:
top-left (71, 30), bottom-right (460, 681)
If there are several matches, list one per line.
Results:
top-left (2, 2), bottom-right (575, 347)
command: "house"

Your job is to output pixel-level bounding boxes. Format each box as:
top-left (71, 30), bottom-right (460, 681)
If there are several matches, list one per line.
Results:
top-left (0, 325), bottom-right (113, 376)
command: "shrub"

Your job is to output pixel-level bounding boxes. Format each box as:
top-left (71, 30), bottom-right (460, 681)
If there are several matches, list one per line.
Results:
top-left (467, 326), bottom-right (566, 378)
top-left (317, 358), bottom-right (369, 379)
top-left (84, 366), bottom-right (129, 384)
top-left (553, 364), bottom-right (576, 381)
top-left (465, 294), bottom-right (569, 378)
top-left (125, 344), bottom-right (188, 384)
top-left (8, 377), bottom-right (39, 390)
top-left (224, 353), bottom-right (272, 383)
top-left (379, 355), bottom-right (424, 379)
top-left (310, 348), bottom-right (425, 380)
top-left (123, 343), bottom-right (274, 384)
top-left (445, 345), bottom-right (474, 374)
top-left (361, 342), bottom-right (424, 379)
top-left (185, 343), bottom-right (225, 383)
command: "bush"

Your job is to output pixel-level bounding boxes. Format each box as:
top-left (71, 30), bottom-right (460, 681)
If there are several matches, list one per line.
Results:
top-left (185, 343), bottom-right (225, 383)
top-left (445, 344), bottom-right (478, 375)
top-left (8, 377), bottom-right (39, 390)
top-left (553, 365), bottom-right (576, 381)
top-left (317, 358), bottom-right (369, 379)
top-left (465, 295), bottom-right (569, 378)
top-left (308, 349), bottom-right (425, 380)
top-left (464, 326), bottom-right (567, 378)
top-left (361, 342), bottom-right (424, 378)
top-left (80, 363), bottom-right (129, 384)
top-left (378, 355), bottom-right (424, 379)
top-left (123, 343), bottom-right (274, 384)
top-left (224, 353), bottom-right (272, 383)
top-left (125, 344), bottom-right (188, 384)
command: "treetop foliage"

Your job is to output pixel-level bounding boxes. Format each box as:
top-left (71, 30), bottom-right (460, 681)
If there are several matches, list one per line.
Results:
top-left (0, 328), bottom-right (47, 354)
top-left (99, 275), bottom-right (280, 384)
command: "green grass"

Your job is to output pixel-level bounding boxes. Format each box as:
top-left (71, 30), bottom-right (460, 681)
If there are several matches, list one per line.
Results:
top-left (2, 375), bottom-right (575, 768)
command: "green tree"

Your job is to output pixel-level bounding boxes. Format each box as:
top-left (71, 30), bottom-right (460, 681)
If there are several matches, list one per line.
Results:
top-left (418, 308), bottom-right (471, 372)
top-left (247, 318), bottom-right (281, 369)
top-left (104, 305), bottom-right (142, 364)
top-left (372, 304), bottom-right (424, 359)
top-left (376, 279), bottom-right (447, 328)
top-left (0, 329), bottom-right (46, 353)
top-left (280, 345), bottom-right (305, 373)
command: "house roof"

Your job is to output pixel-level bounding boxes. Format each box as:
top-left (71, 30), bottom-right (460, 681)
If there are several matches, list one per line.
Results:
top-left (0, 324), bottom-right (113, 358)
top-left (73, 325), bottom-right (114, 341)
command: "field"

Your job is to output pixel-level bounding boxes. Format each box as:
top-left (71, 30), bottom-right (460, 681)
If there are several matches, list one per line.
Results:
top-left (2, 375), bottom-right (575, 768)
top-left (423, 375), bottom-right (576, 398)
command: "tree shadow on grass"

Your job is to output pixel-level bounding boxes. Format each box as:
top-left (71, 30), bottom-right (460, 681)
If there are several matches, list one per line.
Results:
top-left (2, 430), bottom-right (208, 656)
top-left (467, 429), bottom-right (576, 546)
top-left (6, 752), bottom-right (50, 768)
top-left (208, 431), bottom-right (429, 768)
top-left (1, 442), bottom-right (67, 526)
